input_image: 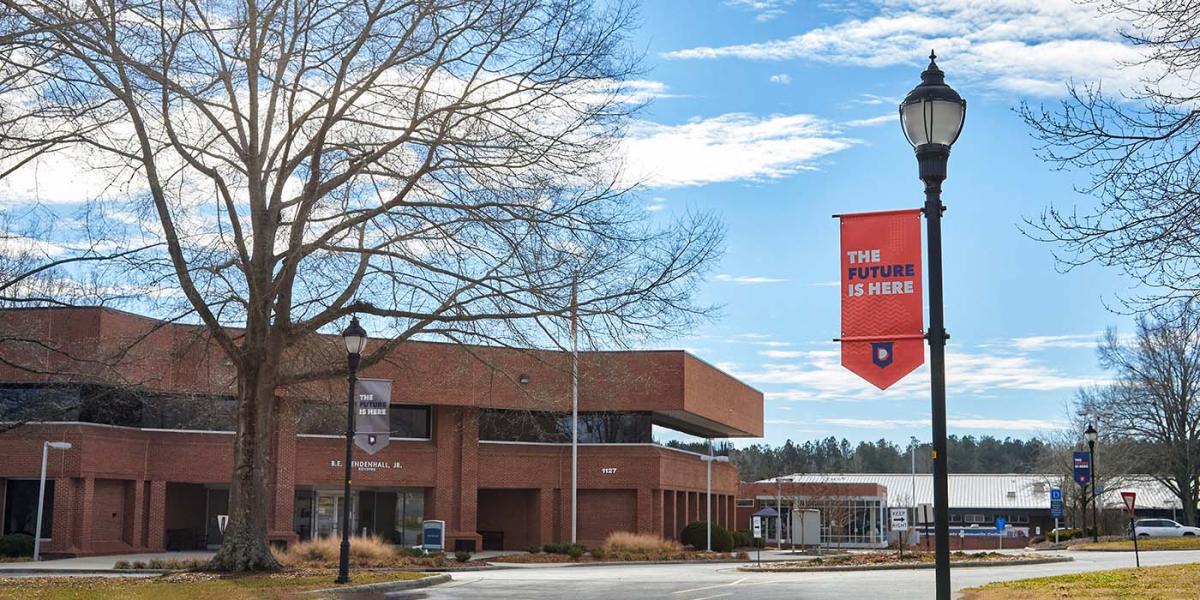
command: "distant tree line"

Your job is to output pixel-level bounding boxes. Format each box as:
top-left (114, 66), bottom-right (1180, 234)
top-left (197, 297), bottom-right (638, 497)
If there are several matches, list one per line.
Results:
top-left (662, 435), bottom-right (1046, 482)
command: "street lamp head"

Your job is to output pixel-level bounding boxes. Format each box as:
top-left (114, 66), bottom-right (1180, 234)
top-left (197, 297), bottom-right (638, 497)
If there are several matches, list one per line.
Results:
top-left (1084, 423), bottom-right (1098, 444)
top-left (46, 441), bottom-right (72, 450)
top-left (899, 51), bottom-right (966, 151)
top-left (342, 316), bottom-right (368, 356)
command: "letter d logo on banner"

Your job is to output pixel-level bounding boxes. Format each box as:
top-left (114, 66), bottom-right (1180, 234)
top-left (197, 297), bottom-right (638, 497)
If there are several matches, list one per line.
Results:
top-left (839, 209), bottom-right (925, 389)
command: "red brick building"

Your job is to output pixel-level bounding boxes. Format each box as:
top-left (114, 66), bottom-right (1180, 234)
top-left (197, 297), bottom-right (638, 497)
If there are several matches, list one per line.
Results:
top-left (0, 307), bottom-right (762, 556)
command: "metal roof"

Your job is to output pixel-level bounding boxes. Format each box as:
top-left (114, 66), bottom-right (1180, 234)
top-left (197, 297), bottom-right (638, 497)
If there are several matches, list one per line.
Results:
top-left (759, 473), bottom-right (1182, 510)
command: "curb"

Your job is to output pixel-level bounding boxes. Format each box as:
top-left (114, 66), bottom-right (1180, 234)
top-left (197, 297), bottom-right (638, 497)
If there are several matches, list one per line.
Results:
top-left (736, 556), bottom-right (1073, 573)
top-left (304, 573), bottom-right (451, 596)
top-left (1069, 546), bottom-right (1200, 552)
top-left (486, 558), bottom-right (752, 569)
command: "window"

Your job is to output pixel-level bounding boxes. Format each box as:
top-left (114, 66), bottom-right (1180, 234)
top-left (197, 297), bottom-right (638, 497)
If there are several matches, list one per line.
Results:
top-left (1013, 515), bottom-right (1029, 524)
top-left (950, 514), bottom-right (962, 523)
top-left (964, 514), bottom-right (986, 524)
top-left (4, 480), bottom-right (53, 538)
top-left (736, 499), bottom-right (755, 508)
top-left (479, 410), bottom-right (652, 443)
top-left (299, 403), bottom-right (430, 438)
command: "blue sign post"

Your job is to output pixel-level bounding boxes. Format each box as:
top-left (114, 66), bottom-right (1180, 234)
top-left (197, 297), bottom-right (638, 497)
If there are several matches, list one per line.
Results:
top-left (995, 516), bottom-right (1007, 549)
top-left (1050, 487), bottom-right (1064, 543)
top-left (1073, 451), bottom-right (1091, 487)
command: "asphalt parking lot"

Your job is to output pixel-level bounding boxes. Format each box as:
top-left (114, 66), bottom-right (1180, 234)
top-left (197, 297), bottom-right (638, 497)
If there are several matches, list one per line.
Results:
top-left (396, 549), bottom-right (1200, 599)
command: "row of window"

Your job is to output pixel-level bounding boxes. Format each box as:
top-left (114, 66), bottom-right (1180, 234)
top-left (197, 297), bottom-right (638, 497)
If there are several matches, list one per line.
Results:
top-left (0, 384), bottom-right (656, 444)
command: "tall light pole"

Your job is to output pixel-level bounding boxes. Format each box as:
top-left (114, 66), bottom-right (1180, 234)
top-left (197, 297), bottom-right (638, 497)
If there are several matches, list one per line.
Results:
top-left (1085, 424), bottom-right (1099, 543)
top-left (701, 444), bottom-right (730, 552)
top-left (569, 273), bottom-right (579, 545)
top-left (900, 50), bottom-right (965, 600)
top-left (34, 441), bottom-right (71, 561)
top-left (336, 316), bottom-right (368, 585)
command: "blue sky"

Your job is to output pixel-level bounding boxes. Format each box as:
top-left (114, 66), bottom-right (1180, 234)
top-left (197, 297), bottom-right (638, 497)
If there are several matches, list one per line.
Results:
top-left (623, 1), bottom-right (1146, 447)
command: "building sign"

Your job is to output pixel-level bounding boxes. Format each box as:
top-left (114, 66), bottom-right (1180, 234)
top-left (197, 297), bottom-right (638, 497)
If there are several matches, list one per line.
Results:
top-left (329, 459), bottom-right (402, 472)
top-left (354, 379), bottom-right (392, 455)
top-left (422, 520), bottom-right (445, 551)
top-left (889, 507), bottom-right (909, 531)
top-left (839, 209), bottom-right (925, 389)
top-left (1073, 452), bottom-right (1091, 487)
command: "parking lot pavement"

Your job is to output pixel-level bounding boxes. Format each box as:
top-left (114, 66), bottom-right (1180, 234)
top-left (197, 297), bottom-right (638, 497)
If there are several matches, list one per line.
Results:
top-left (0, 550), bottom-right (214, 572)
top-left (400, 550), bottom-right (1200, 599)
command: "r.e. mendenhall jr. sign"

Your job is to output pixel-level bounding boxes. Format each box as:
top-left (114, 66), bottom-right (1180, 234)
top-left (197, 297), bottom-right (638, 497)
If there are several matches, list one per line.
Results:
top-left (839, 209), bottom-right (925, 389)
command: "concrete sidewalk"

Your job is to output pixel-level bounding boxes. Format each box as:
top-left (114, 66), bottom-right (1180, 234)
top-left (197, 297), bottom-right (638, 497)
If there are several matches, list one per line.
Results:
top-left (0, 551), bottom-right (214, 572)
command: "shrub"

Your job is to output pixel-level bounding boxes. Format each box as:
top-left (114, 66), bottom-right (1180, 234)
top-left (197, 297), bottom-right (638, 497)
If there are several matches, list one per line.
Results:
top-left (566, 544), bottom-right (585, 559)
top-left (455, 550), bottom-right (471, 562)
top-left (0, 534), bottom-right (33, 557)
top-left (680, 522), bottom-right (734, 553)
top-left (602, 532), bottom-right (681, 555)
top-left (113, 560), bottom-right (131, 570)
top-left (277, 534), bottom-right (397, 567)
top-left (396, 546), bottom-right (427, 558)
top-left (524, 545), bottom-right (542, 554)
top-left (131, 561), bottom-right (147, 569)
top-left (732, 529), bottom-right (764, 549)
top-left (542, 543), bottom-right (568, 554)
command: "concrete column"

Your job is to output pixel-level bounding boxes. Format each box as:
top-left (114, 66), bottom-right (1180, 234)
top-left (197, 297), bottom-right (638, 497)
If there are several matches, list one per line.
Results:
top-left (146, 481), bottom-right (167, 551)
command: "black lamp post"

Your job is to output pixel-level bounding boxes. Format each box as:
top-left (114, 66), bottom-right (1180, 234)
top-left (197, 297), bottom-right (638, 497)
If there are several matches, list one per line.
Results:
top-left (899, 51), bottom-right (965, 600)
top-left (336, 316), bottom-right (368, 585)
top-left (1085, 423), bottom-right (1099, 543)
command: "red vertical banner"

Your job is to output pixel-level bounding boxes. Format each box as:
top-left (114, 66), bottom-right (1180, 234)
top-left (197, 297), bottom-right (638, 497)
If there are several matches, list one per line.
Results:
top-left (840, 209), bottom-right (925, 389)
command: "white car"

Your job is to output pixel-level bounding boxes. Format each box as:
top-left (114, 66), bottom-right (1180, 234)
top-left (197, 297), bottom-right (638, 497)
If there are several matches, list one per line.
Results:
top-left (1132, 518), bottom-right (1200, 537)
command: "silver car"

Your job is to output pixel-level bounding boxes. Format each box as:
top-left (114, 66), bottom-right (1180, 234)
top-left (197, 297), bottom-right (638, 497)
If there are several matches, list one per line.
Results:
top-left (1132, 518), bottom-right (1200, 537)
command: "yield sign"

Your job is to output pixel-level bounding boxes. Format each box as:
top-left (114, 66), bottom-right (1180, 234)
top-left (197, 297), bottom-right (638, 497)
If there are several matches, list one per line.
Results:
top-left (1121, 491), bottom-right (1137, 515)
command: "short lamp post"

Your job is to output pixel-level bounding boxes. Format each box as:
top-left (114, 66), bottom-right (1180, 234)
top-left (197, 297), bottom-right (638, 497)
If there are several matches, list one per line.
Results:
top-left (336, 316), bottom-right (368, 585)
top-left (1085, 424), bottom-right (1099, 543)
top-left (34, 441), bottom-right (72, 561)
top-left (899, 50), bottom-right (965, 600)
top-left (701, 449), bottom-right (731, 552)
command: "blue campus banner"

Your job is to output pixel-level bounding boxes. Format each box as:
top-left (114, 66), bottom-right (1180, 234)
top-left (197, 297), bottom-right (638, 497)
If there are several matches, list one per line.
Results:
top-left (1073, 451), bottom-right (1091, 486)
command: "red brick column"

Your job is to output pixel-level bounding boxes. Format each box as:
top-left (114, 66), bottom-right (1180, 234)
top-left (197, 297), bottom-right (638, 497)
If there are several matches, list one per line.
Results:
top-left (124, 479), bottom-right (144, 548)
top-left (636, 487), bottom-right (652, 534)
top-left (537, 487), bottom-right (555, 545)
top-left (77, 477), bottom-right (94, 553)
top-left (269, 396), bottom-right (298, 546)
top-left (49, 477), bottom-right (77, 555)
top-left (431, 407), bottom-right (481, 551)
top-left (652, 490), bottom-right (663, 540)
top-left (146, 480), bottom-right (166, 551)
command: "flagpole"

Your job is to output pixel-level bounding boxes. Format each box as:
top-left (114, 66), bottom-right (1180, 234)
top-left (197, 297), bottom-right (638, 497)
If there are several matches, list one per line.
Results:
top-left (570, 273), bottom-right (579, 545)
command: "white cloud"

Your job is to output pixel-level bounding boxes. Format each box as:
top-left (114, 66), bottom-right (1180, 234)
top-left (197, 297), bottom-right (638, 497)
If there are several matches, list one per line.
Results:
top-left (845, 114), bottom-right (898, 127)
top-left (1004, 333), bottom-right (1100, 351)
top-left (663, 0), bottom-right (1147, 96)
top-left (726, 0), bottom-right (795, 22)
top-left (621, 113), bottom-right (856, 188)
top-left (769, 73), bottom-right (792, 85)
top-left (714, 273), bottom-right (788, 285)
top-left (760, 349), bottom-right (806, 359)
top-left (645, 196), bottom-right (668, 212)
top-left (734, 346), bottom-right (1104, 403)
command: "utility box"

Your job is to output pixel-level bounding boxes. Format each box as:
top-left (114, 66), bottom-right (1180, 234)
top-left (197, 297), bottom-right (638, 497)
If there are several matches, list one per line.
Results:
top-left (789, 508), bottom-right (821, 547)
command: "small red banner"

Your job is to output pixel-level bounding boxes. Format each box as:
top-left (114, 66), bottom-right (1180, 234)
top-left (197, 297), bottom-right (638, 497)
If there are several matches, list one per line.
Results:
top-left (840, 209), bottom-right (925, 389)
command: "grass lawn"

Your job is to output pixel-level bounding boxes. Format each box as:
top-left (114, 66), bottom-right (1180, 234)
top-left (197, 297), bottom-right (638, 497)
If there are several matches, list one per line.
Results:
top-left (1071, 536), bottom-right (1200, 551)
top-left (961, 563), bottom-right (1200, 599)
top-left (0, 569), bottom-right (430, 600)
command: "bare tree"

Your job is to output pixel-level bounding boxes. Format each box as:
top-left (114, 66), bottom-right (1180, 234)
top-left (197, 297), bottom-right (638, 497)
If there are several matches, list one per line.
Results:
top-left (1019, 0), bottom-right (1200, 310)
top-left (0, 0), bottom-right (721, 570)
top-left (1077, 302), bottom-right (1200, 525)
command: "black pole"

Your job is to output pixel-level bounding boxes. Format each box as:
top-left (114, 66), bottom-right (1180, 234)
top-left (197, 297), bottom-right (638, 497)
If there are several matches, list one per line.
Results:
top-left (917, 143), bottom-right (951, 600)
top-left (1089, 440), bottom-right (1098, 543)
top-left (335, 351), bottom-right (360, 584)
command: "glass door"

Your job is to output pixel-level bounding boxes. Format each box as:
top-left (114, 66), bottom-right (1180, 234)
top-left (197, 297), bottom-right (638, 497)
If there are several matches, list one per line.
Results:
top-left (314, 492), bottom-right (355, 538)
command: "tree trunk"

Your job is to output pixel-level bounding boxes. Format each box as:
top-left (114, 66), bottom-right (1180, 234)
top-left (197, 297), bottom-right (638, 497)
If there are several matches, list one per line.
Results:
top-left (211, 355), bottom-right (281, 571)
top-left (1180, 476), bottom-right (1198, 526)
